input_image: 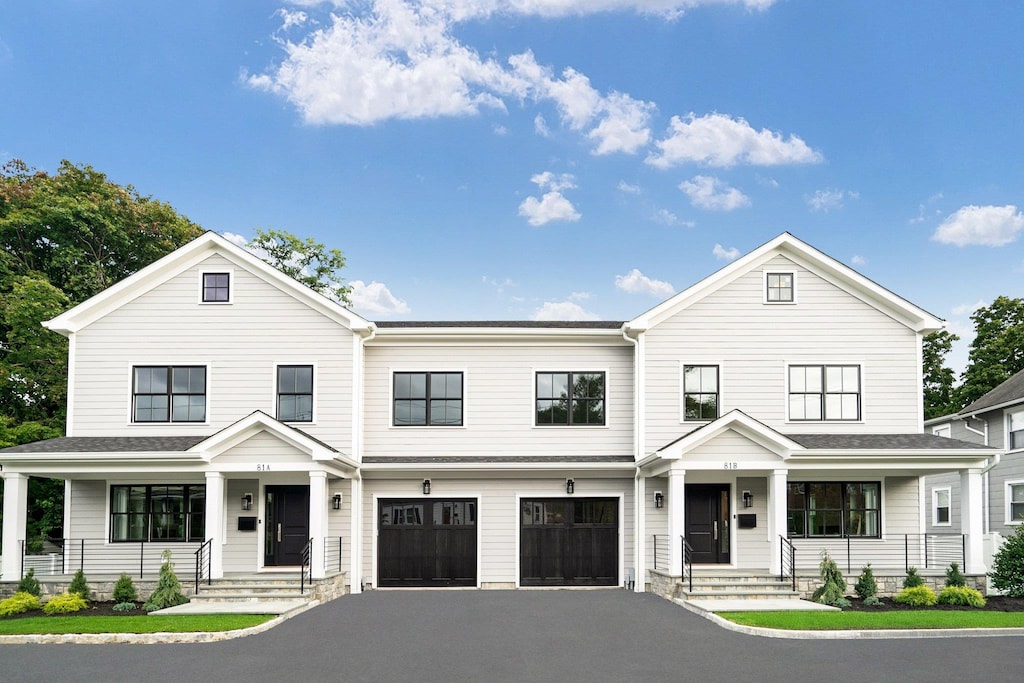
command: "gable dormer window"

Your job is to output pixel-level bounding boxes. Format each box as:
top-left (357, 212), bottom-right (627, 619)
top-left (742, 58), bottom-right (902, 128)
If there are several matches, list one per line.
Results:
top-left (765, 271), bottom-right (795, 304)
top-left (201, 272), bottom-right (231, 303)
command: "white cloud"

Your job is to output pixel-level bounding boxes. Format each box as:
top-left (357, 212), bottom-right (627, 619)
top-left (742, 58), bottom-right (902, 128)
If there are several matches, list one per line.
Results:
top-left (952, 300), bottom-right (986, 316)
top-left (651, 208), bottom-right (694, 227)
top-left (531, 300), bottom-right (600, 321)
top-left (519, 192), bottom-right (581, 226)
top-left (851, 255), bottom-right (867, 266)
top-left (646, 113), bottom-right (822, 169)
top-left (530, 171), bottom-right (576, 192)
top-left (220, 231), bottom-right (250, 249)
top-left (615, 268), bottom-right (676, 298)
top-left (712, 244), bottom-right (740, 261)
top-left (569, 291), bottom-right (591, 301)
top-left (534, 114), bottom-right (551, 136)
top-left (617, 180), bottom-right (641, 194)
top-left (679, 175), bottom-right (750, 211)
top-left (348, 280), bottom-right (411, 316)
top-left (932, 205), bottom-right (1024, 247)
top-left (806, 189), bottom-right (858, 213)
top-left (493, 124), bottom-right (508, 135)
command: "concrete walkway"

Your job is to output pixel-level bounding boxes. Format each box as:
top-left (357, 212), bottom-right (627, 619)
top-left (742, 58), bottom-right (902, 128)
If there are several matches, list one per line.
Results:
top-left (682, 597), bottom-right (838, 612)
top-left (150, 598), bottom-right (309, 615)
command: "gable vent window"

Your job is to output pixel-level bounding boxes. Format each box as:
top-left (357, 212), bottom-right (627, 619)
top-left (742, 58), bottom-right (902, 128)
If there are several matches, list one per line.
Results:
top-left (765, 272), bottom-right (794, 303)
top-left (202, 272), bottom-right (230, 303)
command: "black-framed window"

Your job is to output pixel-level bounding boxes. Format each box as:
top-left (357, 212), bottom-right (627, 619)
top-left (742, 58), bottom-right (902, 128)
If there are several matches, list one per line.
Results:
top-left (683, 365), bottom-right (719, 421)
top-left (133, 366), bottom-right (206, 423)
top-left (202, 272), bottom-right (230, 302)
top-left (278, 365), bottom-right (314, 422)
top-left (535, 372), bottom-right (605, 426)
top-left (1010, 411), bottom-right (1024, 450)
top-left (110, 484), bottom-right (205, 542)
top-left (787, 482), bottom-right (880, 538)
top-left (393, 372), bottom-right (463, 426)
top-left (789, 365), bottom-right (860, 421)
top-left (766, 272), bottom-right (794, 302)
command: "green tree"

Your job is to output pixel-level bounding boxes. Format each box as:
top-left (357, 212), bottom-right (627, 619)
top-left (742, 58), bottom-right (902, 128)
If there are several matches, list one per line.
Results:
top-left (247, 228), bottom-right (352, 305)
top-left (957, 296), bottom-right (1024, 408)
top-left (922, 330), bottom-right (960, 419)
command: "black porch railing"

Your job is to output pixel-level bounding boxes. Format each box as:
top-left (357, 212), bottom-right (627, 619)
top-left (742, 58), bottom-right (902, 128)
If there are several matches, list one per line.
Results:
top-left (652, 534), bottom-right (669, 571)
top-left (194, 538), bottom-right (213, 593)
top-left (779, 535), bottom-right (796, 591)
top-left (681, 536), bottom-right (693, 594)
top-left (299, 538), bottom-right (313, 595)
top-left (791, 534), bottom-right (966, 574)
top-left (324, 536), bottom-right (344, 574)
top-left (21, 538), bottom-right (201, 579)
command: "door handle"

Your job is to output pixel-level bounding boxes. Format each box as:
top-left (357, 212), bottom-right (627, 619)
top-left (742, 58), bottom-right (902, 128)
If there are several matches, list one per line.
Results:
top-left (713, 521), bottom-right (718, 541)
top-left (277, 523), bottom-right (282, 543)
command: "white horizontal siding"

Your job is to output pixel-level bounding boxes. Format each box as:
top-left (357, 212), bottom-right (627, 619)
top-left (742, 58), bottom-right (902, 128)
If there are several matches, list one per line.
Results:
top-left (224, 478), bottom-right (260, 572)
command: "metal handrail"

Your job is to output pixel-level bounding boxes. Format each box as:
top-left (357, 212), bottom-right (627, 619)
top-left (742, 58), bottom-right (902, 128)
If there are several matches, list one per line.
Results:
top-left (194, 538), bottom-right (213, 593)
top-left (299, 537), bottom-right (313, 594)
top-left (780, 535), bottom-right (796, 591)
top-left (681, 536), bottom-right (693, 593)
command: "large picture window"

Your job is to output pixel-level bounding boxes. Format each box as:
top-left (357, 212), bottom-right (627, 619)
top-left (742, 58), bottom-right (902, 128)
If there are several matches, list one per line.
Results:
top-left (787, 482), bottom-right (880, 538)
top-left (789, 365), bottom-right (860, 421)
top-left (110, 484), bottom-right (205, 542)
top-left (393, 372), bottom-right (463, 426)
top-left (683, 365), bottom-right (719, 421)
top-left (535, 372), bottom-right (605, 426)
top-left (133, 366), bottom-right (206, 423)
top-left (277, 365), bottom-right (314, 422)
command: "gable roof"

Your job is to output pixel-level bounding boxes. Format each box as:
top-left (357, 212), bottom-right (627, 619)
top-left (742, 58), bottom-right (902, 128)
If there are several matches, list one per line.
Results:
top-left (959, 368), bottom-right (1024, 416)
top-left (625, 232), bottom-right (944, 334)
top-left (43, 231), bottom-right (375, 336)
top-left (192, 410), bottom-right (355, 468)
top-left (652, 409), bottom-right (802, 460)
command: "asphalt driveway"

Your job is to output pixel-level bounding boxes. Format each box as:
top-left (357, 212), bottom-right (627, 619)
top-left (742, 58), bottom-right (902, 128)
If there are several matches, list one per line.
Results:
top-left (1, 590), bottom-right (1021, 682)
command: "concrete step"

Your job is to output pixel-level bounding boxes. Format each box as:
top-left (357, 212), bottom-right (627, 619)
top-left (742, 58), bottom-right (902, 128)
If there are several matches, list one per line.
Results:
top-left (190, 592), bottom-right (309, 603)
top-left (680, 588), bottom-right (802, 601)
top-left (197, 583), bottom-right (303, 594)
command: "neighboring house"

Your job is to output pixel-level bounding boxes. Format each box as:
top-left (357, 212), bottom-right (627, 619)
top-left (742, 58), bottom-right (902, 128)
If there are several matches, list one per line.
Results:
top-left (0, 232), bottom-right (999, 595)
top-left (925, 370), bottom-right (1024, 559)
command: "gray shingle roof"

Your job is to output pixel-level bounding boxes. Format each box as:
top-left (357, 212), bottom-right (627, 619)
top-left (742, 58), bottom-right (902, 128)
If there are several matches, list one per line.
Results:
top-left (374, 320), bottom-right (624, 329)
top-left (784, 433), bottom-right (994, 450)
top-left (959, 368), bottom-right (1024, 416)
top-left (0, 436), bottom-right (207, 454)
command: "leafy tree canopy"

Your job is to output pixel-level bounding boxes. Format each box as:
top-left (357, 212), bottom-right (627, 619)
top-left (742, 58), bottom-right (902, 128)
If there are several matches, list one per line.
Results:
top-left (923, 330), bottom-right (960, 419)
top-left (247, 228), bottom-right (352, 305)
top-left (957, 296), bottom-right (1024, 408)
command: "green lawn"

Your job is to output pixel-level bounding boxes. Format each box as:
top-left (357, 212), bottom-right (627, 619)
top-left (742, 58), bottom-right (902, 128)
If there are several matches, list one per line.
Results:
top-left (0, 614), bottom-right (275, 636)
top-left (719, 610), bottom-right (1024, 630)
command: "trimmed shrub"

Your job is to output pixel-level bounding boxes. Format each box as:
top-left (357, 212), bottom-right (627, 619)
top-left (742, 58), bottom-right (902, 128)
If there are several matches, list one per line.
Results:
top-left (945, 562), bottom-right (967, 588)
top-left (43, 592), bottom-right (88, 615)
top-left (144, 550), bottom-right (188, 612)
top-left (854, 564), bottom-right (878, 600)
top-left (903, 566), bottom-right (924, 588)
top-left (113, 572), bottom-right (138, 603)
top-left (990, 522), bottom-right (1024, 597)
top-left (112, 601), bottom-right (138, 613)
top-left (893, 585), bottom-right (938, 607)
top-left (863, 596), bottom-right (881, 606)
top-left (69, 568), bottom-right (90, 601)
top-left (937, 585), bottom-right (986, 607)
top-left (17, 568), bottom-right (42, 597)
top-left (811, 550), bottom-right (851, 608)
top-left (0, 592), bottom-right (42, 617)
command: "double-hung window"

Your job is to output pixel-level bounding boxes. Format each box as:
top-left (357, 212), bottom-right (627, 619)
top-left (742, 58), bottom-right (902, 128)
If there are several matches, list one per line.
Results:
top-left (933, 488), bottom-right (951, 526)
top-left (1009, 411), bottom-right (1024, 450)
top-left (110, 484), bottom-right (205, 542)
top-left (789, 365), bottom-right (860, 421)
top-left (277, 365), bottom-right (314, 422)
top-left (133, 366), bottom-right (206, 423)
top-left (535, 372), bottom-right (605, 426)
top-left (787, 482), bottom-right (880, 538)
top-left (1008, 482), bottom-right (1024, 524)
top-left (393, 372), bottom-right (463, 426)
top-left (683, 365), bottom-right (719, 421)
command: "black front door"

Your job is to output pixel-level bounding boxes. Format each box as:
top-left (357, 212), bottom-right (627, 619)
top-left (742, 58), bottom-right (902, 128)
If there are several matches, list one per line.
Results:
top-left (685, 484), bottom-right (730, 564)
top-left (378, 499), bottom-right (477, 587)
top-left (520, 498), bottom-right (618, 586)
top-left (264, 485), bottom-right (310, 567)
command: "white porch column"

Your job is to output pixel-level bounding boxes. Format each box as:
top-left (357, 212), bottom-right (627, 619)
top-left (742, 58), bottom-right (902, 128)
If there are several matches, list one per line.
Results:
top-left (960, 468), bottom-right (986, 574)
top-left (768, 470), bottom-right (788, 575)
top-left (349, 474), bottom-right (363, 593)
top-left (309, 471), bottom-right (328, 580)
top-left (633, 474), bottom-right (646, 592)
top-left (667, 467), bottom-right (685, 576)
top-left (204, 472), bottom-right (225, 580)
top-left (1, 473), bottom-right (29, 581)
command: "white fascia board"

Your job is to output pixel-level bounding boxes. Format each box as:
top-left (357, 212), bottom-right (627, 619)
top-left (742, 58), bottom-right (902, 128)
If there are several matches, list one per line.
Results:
top-left (360, 460), bottom-right (635, 474)
top-left (370, 327), bottom-right (629, 346)
top-left (655, 410), bottom-right (802, 460)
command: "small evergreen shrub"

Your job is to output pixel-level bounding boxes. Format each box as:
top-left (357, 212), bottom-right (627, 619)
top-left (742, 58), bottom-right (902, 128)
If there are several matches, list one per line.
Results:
top-left (112, 601), bottom-right (138, 613)
top-left (17, 568), bottom-right (42, 597)
top-left (893, 585), bottom-right (938, 607)
top-left (68, 568), bottom-right (90, 601)
top-left (113, 572), bottom-right (138, 603)
top-left (863, 596), bottom-right (881, 606)
top-left (854, 563), bottom-right (878, 600)
top-left (811, 550), bottom-right (851, 608)
top-left (0, 592), bottom-right (42, 617)
top-left (144, 550), bottom-right (188, 612)
top-left (937, 585), bottom-right (986, 607)
top-left (990, 522), bottom-right (1024, 597)
top-left (43, 592), bottom-right (88, 615)
top-left (903, 566), bottom-right (924, 588)
top-left (945, 562), bottom-right (967, 587)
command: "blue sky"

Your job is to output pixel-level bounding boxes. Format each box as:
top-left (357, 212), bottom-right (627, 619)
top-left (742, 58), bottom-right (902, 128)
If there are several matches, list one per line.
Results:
top-left (2, 1), bottom-right (1023, 372)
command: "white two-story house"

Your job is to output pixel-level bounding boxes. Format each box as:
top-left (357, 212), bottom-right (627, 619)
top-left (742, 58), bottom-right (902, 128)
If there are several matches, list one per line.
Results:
top-left (0, 232), bottom-right (999, 596)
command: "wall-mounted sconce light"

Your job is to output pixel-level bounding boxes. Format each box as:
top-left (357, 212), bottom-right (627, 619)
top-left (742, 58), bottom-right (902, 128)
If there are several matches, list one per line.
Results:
top-left (566, 478), bottom-right (575, 495)
top-left (742, 490), bottom-right (753, 508)
top-left (423, 479), bottom-right (431, 495)
top-left (332, 493), bottom-right (342, 510)
top-left (654, 491), bottom-right (664, 509)
top-left (241, 493), bottom-right (253, 511)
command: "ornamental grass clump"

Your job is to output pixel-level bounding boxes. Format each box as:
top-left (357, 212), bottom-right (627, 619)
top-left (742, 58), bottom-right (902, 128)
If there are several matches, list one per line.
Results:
top-left (990, 522), bottom-right (1024, 597)
top-left (945, 562), bottom-right (967, 588)
top-left (0, 592), bottom-right (41, 617)
top-left (893, 585), bottom-right (938, 607)
top-left (811, 550), bottom-right (851, 608)
top-left (17, 568), bottom-right (41, 597)
top-left (43, 592), bottom-right (88, 615)
top-left (937, 585), bottom-right (986, 607)
top-left (144, 550), bottom-right (188, 612)
top-left (855, 564), bottom-right (880, 605)
top-left (68, 568), bottom-right (90, 601)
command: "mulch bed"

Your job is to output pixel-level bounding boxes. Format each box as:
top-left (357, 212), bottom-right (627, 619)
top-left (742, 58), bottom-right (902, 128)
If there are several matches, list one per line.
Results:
top-left (843, 596), bottom-right (1024, 612)
top-left (2, 601), bottom-right (145, 620)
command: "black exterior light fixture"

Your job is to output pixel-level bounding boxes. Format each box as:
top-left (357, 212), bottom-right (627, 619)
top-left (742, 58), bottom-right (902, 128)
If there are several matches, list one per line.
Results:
top-left (422, 479), bottom-right (431, 495)
top-left (654, 491), bottom-right (664, 509)
top-left (332, 493), bottom-right (342, 510)
top-left (566, 478), bottom-right (575, 495)
top-left (742, 490), bottom-right (754, 508)
top-left (241, 493), bottom-right (253, 511)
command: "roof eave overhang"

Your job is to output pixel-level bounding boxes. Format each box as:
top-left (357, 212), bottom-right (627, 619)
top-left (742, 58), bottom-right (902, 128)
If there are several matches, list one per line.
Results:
top-left (361, 460), bottom-right (635, 474)
top-left (369, 327), bottom-right (629, 345)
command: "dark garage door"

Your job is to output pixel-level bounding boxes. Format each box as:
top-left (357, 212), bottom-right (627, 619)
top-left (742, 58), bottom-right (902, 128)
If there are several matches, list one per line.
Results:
top-left (520, 498), bottom-right (618, 586)
top-left (378, 499), bottom-right (477, 587)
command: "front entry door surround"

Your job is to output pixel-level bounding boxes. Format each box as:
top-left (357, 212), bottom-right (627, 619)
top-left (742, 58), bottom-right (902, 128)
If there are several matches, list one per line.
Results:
top-left (685, 484), bottom-right (730, 564)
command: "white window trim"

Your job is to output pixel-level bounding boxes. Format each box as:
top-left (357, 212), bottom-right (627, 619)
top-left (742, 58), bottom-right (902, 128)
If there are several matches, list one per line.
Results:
top-left (784, 361), bottom-right (865, 424)
top-left (126, 362), bottom-right (212, 426)
top-left (679, 361), bottom-right (724, 423)
top-left (932, 486), bottom-right (952, 527)
top-left (1006, 480), bottom-right (1024, 526)
top-left (1007, 409), bottom-right (1024, 453)
top-left (763, 270), bottom-right (797, 305)
top-left (198, 269), bottom-right (234, 305)
top-left (388, 368), bottom-right (469, 429)
top-left (273, 361), bottom-right (318, 425)
top-left (531, 367), bottom-right (611, 429)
